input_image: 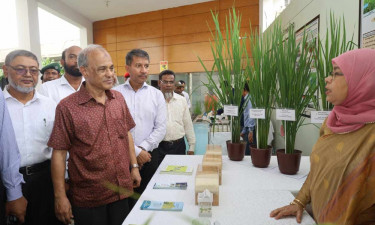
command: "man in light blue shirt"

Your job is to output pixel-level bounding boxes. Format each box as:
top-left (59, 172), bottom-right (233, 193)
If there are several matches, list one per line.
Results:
top-left (241, 83), bottom-right (256, 155)
top-left (0, 90), bottom-right (27, 224)
top-left (114, 49), bottom-right (166, 208)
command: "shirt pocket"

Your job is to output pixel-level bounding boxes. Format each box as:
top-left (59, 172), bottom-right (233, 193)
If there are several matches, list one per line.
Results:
top-left (35, 115), bottom-right (54, 143)
top-left (115, 120), bottom-right (128, 140)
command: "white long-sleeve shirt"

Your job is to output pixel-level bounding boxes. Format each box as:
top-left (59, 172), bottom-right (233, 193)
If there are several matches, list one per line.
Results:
top-left (4, 88), bottom-right (56, 167)
top-left (182, 91), bottom-right (191, 109)
top-left (38, 75), bottom-right (84, 104)
top-left (114, 81), bottom-right (167, 156)
top-left (164, 93), bottom-right (195, 152)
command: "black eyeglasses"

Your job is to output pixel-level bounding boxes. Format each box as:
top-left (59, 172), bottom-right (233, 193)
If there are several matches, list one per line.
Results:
top-left (329, 71), bottom-right (344, 81)
top-left (160, 80), bottom-right (174, 85)
top-left (8, 66), bottom-right (39, 76)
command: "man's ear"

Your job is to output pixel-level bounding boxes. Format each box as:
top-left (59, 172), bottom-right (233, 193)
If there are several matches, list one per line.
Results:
top-left (80, 66), bottom-right (88, 78)
top-left (158, 80), bottom-right (161, 88)
top-left (2, 65), bottom-right (9, 78)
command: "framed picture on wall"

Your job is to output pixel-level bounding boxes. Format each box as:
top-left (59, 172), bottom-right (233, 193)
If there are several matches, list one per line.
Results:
top-left (359, 0), bottom-right (375, 49)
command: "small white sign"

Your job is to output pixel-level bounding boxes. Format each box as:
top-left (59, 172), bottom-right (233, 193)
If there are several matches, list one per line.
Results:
top-left (250, 109), bottom-right (265, 119)
top-left (276, 109), bottom-right (296, 121)
top-left (311, 111), bottom-right (330, 123)
top-left (224, 105), bottom-right (238, 116)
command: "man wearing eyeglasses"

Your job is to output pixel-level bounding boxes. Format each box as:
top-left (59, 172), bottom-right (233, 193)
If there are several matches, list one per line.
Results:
top-left (39, 46), bottom-right (83, 104)
top-left (2, 50), bottom-right (62, 225)
top-left (114, 49), bottom-right (166, 208)
top-left (157, 70), bottom-right (195, 165)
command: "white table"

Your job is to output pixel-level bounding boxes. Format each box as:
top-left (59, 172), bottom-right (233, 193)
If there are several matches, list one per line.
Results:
top-left (123, 155), bottom-right (315, 225)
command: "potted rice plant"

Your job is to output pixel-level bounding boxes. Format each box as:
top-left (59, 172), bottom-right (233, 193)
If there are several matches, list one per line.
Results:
top-left (245, 24), bottom-right (279, 168)
top-left (274, 23), bottom-right (318, 175)
top-left (314, 12), bottom-right (355, 110)
top-left (199, 8), bottom-right (248, 161)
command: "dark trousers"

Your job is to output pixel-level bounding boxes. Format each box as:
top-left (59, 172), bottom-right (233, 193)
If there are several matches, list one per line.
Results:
top-left (20, 162), bottom-right (63, 225)
top-left (244, 128), bottom-right (257, 155)
top-left (128, 149), bottom-right (159, 210)
top-left (157, 137), bottom-right (186, 165)
top-left (72, 198), bottom-right (129, 225)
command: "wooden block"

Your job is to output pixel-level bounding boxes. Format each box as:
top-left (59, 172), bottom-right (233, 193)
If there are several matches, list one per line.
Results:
top-left (206, 144), bottom-right (222, 152)
top-left (203, 155), bottom-right (222, 169)
top-left (195, 166), bottom-right (219, 206)
top-left (206, 145), bottom-right (223, 157)
top-left (202, 162), bottom-right (222, 185)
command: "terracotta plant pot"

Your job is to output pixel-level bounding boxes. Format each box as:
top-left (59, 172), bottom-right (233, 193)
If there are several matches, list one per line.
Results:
top-left (276, 149), bottom-right (302, 175)
top-left (226, 140), bottom-right (245, 161)
top-left (250, 145), bottom-right (272, 168)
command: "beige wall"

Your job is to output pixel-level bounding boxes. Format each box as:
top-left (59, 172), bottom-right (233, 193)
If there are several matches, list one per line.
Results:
top-left (266, 0), bottom-right (359, 156)
top-left (93, 0), bottom-right (259, 75)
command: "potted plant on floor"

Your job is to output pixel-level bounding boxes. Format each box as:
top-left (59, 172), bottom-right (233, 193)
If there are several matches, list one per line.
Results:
top-left (274, 23), bottom-right (318, 174)
top-left (199, 8), bottom-right (248, 161)
top-left (245, 23), bottom-right (279, 168)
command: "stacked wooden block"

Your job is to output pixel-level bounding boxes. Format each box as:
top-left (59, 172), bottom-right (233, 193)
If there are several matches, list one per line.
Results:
top-left (195, 145), bottom-right (223, 206)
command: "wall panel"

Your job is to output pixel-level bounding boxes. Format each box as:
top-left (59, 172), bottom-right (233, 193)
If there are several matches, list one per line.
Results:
top-left (116, 20), bottom-right (163, 42)
top-left (93, 0), bottom-right (259, 75)
top-left (94, 27), bottom-right (116, 44)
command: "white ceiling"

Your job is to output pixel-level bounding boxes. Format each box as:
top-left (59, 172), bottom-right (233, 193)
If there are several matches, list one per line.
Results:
top-left (60, 0), bottom-right (215, 22)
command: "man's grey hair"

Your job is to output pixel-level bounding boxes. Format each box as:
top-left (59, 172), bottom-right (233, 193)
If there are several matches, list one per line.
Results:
top-left (126, 49), bottom-right (149, 66)
top-left (78, 44), bottom-right (107, 67)
top-left (5, 50), bottom-right (39, 66)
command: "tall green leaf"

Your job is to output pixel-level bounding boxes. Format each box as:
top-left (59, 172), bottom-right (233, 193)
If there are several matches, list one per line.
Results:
top-left (245, 23), bottom-right (279, 149)
top-left (274, 23), bottom-right (318, 154)
top-left (199, 8), bottom-right (248, 143)
top-left (314, 12), bottom-right (356, 110)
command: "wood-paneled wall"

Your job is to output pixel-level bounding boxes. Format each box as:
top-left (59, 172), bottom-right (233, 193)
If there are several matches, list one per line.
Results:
top-left (93, 0), bottom-right (259, 75)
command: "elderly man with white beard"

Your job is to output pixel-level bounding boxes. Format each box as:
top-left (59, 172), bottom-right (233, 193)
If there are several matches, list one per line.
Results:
top-left (2, 50), bottom-right (62, 225)
top-left (157, 70), bottom-right (196, 165)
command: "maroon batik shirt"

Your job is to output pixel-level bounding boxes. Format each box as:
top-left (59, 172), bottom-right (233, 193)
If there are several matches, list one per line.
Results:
top-left (48, 83), bottom-right (136, 207)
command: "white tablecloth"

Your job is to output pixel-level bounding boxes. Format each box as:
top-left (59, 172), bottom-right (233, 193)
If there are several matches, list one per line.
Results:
top-left (123, 155), bottom-right (315, 225)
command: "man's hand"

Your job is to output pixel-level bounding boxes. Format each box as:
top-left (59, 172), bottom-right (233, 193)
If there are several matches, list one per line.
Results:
top-left (5, 196), bottom-right (27, 223)
top-left (136, 150), bottom-right (151, 165)
top-left (131, 168), bottom-right (141, 188)
top-left (248, 131), bottom-right (254, 143)
top-left (55, 196), bottom-right (73, 225)
top-left (187, 150), bottom-right (194, 155)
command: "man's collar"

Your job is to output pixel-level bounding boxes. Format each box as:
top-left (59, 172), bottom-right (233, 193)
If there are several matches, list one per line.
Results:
top-left (61, 75), bottom-right (85, 86)
top-left (124, 79), bottom-right (148, 90)
top-left (78, 82), bottom-right (115, 105)
top-left (3, 86), bottom-right (40, 104)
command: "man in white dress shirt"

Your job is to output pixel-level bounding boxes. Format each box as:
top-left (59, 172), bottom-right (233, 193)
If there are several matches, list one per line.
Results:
top-left (39, 46), bottom-right (83, 104)
top-left (157, 70), bottom-right (195, 165)
top-left (114, 49), bottom-right (166, 206)
top-left (2, 50), bottom-right (61, 224)
top-left (174, 80), bottom-right (191, 109)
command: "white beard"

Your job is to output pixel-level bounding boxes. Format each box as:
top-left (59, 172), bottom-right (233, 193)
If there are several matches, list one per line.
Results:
top-left (163, 92), bottom-right (173, 101)
top-left (8, 76), bottom-right (35, 93)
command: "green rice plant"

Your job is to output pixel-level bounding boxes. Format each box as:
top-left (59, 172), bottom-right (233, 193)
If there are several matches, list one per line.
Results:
top-left (314, 12), bottom-right (355, 110)
top-left (245, 23), bottom-right (279, 149)
top-left (274, 23), bottom-right (318, 154)
top-left (198, 8), bottom-right (248, 144)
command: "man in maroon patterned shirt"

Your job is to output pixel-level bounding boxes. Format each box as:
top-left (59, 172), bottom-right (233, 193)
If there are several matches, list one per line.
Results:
top-left (49, 45), bottom-right (141, 225)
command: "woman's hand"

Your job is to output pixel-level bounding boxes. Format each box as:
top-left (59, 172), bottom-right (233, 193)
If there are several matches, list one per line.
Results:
top-left (270, 204), bottom-right (304, 223)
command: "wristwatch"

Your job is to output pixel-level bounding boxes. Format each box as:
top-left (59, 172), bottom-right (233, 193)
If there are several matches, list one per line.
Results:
top-left (131, 164), bottom-right (140, 169)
